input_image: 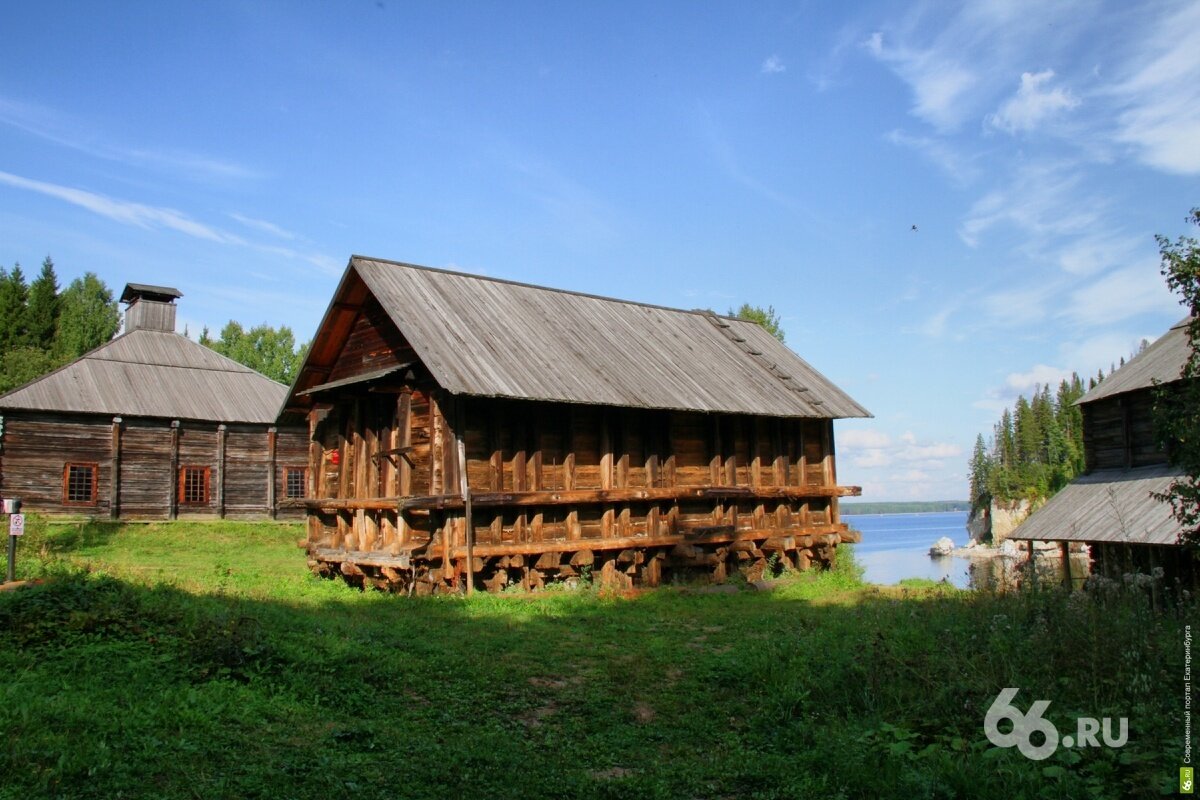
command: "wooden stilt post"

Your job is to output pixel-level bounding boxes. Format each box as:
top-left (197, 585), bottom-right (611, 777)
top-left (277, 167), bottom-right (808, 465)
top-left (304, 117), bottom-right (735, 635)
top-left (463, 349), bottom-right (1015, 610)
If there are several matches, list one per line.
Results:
top-left (1061, 541), bottom-right (1072, 590)
top-left (1027, 539), bottom-right (1036, 589)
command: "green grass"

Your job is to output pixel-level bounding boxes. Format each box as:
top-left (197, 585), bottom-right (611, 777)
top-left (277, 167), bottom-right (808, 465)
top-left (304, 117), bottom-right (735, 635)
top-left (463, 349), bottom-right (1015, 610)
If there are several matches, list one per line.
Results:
top-left (0, 517), bottom-right (1188, 799)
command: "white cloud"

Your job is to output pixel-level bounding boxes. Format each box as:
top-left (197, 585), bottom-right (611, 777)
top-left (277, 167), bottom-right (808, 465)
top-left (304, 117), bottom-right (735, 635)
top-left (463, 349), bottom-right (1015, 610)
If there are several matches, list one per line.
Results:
top-left (1055, 233), bottom-right (1142, 276)
top-left (885, 129), bottom-right (979, 184)
top-left (0, 169), bottom-right (341, 276)
top-left (1108, 2), bottom-right (1200, 174)
top-left (1005, 364), bottom-right (1072, 395)
top-left (839, 428), bottom-right (961, 470)
top-left (1058, 261), bottom-right (1181, 328)
top-left (864, 32), bottom-right (976, 131)
top-left (840, 429), bottom-right (891, 449)
top-left (1058, 330), bottom-right (1163, 376)
top-left (761, 55), bottom-right (785, 75)
top-left (0, 169), bottom-right (240, 243)
top-left (959, 162), bottom-right (1099, 247)
top-left (988, 69), bottom-right (1080, 133)
top-left (0, 95), bottom-right (258, 182)
top-left (229, 213), bottom-right (296, 240)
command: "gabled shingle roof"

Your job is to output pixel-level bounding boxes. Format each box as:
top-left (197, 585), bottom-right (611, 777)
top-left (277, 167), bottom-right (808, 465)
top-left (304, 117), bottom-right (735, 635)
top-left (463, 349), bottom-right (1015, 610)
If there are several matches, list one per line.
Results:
top-left (0, 329), bottom-right (287, 423)
top-left (289, 256), bottom-right (871, 419)
top-left (1079, 317), bottom-right (1193, 405)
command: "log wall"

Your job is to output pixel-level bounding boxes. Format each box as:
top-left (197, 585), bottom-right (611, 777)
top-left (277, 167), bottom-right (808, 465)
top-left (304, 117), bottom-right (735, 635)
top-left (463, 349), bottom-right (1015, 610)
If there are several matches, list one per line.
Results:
top-left (304, 386), bottom-right (861, 593)
top-left (0, 411), bottom-right (307, 520)
top-left (1083, 389), bottom-right (1167, 471)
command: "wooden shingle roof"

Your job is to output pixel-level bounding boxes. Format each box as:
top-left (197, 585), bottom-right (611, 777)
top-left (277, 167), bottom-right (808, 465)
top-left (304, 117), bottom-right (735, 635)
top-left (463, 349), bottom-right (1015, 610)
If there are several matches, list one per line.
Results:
top-left (1010, 464), bottom-right (1184, 545)
top-left (1079, 317), bottom-right (1193, 405)
top-left (0, 329), bottom-right (288, 423)
top-left (289, 256), bottom-right (871, 419)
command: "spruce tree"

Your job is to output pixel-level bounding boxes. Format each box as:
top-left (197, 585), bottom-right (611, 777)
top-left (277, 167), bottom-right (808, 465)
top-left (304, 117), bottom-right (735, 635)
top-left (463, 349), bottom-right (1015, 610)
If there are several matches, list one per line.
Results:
top-left (0, 264), bottom-right (30, 351)
top-left (26, 256), bottom-right (60, 348)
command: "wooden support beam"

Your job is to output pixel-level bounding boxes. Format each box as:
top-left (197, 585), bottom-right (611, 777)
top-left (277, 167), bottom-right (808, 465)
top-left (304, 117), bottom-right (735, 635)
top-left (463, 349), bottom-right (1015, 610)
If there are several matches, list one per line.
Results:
top-left (305, 482), bottom-right (863, 512)
top-left (216, 424), bottom-right (227, 519)
top-left (710, 414), bottom-right (722, 486)
top-left (168, 420), bottom-right (180, 520)
top-left (772, 418), bottom-right (786, 487)
top-left (457, 426), bottom-right (474, 597)
top-left (267, 426), bottom-right (277, 520)
top-left (723, 417), bottom-right (736, 487)
top-left (392, 483), bottom-right (862, 510)
top-left (488, 404), bottom-right (503, 491)
top-left (750, 417), bottom-right (761, 489)
top-left (309, 522), bottom-right (849, 567)
top-left (109, 417), bottom-right (122, 519)
top-left (600, 410), bottom-right (613, 490)
top-left (562, 406), bottom-right (575, 491)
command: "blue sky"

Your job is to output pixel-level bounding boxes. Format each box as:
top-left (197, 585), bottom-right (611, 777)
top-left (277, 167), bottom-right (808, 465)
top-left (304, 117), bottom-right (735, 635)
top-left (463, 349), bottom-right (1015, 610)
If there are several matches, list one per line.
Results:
top-left (1, 1), bottom-right (1196, 501)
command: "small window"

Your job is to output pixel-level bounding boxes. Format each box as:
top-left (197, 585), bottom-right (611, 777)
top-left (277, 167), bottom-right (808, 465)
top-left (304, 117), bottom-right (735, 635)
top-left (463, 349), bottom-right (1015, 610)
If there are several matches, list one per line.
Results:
top-left (63, 463), bottom-right (98, 505)
top-left (284, 467), bottom-right (307, 499)
top-left (179, 466), bottom-right (210, 505)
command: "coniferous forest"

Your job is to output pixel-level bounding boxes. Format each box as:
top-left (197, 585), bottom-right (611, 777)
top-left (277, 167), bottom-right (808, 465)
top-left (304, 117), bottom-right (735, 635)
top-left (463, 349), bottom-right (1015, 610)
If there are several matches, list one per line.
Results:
top-left (0, 258), bottom-right (120, 394)
top-left (967, 347), bottom-right (1150, 515)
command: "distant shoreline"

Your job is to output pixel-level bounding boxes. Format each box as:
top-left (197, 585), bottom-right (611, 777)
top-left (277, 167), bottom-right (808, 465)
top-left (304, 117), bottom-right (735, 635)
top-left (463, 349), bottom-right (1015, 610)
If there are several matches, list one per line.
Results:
top-left (840, 501), bottom-right (970, 516)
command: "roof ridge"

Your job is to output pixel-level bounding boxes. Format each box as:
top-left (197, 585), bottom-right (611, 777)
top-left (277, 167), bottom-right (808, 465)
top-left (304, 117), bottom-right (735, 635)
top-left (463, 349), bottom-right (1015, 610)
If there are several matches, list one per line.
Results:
top-left (351, 255), bottom-right (744, 322)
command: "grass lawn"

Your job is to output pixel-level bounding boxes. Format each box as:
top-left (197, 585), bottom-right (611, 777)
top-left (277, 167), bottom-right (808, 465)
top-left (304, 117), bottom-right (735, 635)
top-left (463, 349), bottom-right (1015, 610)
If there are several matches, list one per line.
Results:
top-left (0, 518), bottom-right (1188, 799)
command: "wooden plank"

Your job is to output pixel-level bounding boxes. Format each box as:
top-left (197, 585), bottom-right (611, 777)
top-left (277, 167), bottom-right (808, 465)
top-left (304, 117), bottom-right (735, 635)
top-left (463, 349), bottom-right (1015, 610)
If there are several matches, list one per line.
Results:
top-left (305, 482), bottom-right (863, 512)
top-left (562, 407), bottom-right (576, 491)
top-left (110, 417), bottom-right (122, 520)
top-left (216, 424), bottom-right (227, 519)
top-left (750, 417), bottom-right (761, 488)
top-left (457, 429), bottom-right (474, 596)
top-left (168, 420), bottom-right (180, 520)
top-left (267, 427), bottom-right (277, 520)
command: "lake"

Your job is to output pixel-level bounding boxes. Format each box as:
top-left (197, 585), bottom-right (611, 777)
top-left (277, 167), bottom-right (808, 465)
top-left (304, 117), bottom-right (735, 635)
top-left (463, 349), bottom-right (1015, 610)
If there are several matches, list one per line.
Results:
top-left (846, 511), bottom-right (973, 588)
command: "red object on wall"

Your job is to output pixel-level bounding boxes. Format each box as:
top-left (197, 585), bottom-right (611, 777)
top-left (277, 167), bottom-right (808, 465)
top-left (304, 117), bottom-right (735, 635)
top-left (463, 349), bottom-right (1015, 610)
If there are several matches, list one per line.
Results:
top-left (329, 450), bottom-right (340, 465)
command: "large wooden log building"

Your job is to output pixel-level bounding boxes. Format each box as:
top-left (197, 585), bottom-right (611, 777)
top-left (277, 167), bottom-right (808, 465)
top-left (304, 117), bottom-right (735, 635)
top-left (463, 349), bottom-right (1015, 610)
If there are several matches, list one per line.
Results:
top-left (0, 284), bottom-right (308, 519)
top-left (1016, 317), bottom-right (1198, 589)
top-left (284, 257), bottom-right (871, 593)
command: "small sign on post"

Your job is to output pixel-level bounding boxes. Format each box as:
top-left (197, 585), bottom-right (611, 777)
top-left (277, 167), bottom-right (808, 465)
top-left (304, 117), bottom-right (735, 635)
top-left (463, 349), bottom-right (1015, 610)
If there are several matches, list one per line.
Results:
top-left (5, 499), bottom-right (21, 583)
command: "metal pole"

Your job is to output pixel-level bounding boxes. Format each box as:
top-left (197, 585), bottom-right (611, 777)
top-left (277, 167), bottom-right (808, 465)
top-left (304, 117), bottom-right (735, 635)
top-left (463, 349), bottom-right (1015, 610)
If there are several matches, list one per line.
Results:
top-left (6, 529), bottom-right (15, 583)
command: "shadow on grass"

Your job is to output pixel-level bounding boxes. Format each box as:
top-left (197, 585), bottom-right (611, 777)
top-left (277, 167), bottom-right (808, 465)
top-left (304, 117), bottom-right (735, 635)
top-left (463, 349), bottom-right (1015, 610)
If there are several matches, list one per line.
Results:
top-left (0, 565), bottom-right (1187, 800)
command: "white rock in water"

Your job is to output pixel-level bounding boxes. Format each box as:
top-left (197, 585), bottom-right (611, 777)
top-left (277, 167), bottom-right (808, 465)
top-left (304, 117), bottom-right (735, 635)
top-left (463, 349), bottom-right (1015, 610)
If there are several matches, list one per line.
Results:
top-left (929, 537), bottom-right (955, 557)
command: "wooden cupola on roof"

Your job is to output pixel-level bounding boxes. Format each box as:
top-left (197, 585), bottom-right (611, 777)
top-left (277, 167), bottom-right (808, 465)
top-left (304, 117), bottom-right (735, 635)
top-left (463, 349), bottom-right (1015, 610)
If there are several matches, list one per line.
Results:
top-left (121, 282), bottom-right (184, 334)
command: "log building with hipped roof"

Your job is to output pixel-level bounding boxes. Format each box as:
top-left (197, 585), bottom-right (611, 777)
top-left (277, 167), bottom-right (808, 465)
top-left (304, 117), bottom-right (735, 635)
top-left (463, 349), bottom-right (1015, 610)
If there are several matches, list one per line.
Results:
top-left (283, 256), bottom-right (872, 593)
top-left (0, 283), bottom-right (308, 519)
